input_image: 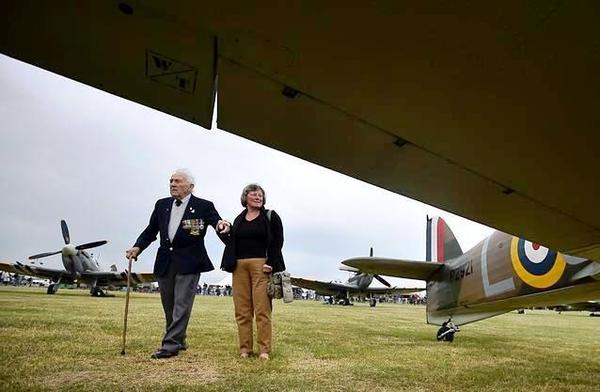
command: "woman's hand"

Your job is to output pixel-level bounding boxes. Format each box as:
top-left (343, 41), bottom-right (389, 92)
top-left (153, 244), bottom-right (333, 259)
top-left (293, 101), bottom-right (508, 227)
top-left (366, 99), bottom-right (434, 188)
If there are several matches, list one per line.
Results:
top-left (217, 220), bottom-right (231, 234)
top-left (262, 264), bottom-right (273, 274)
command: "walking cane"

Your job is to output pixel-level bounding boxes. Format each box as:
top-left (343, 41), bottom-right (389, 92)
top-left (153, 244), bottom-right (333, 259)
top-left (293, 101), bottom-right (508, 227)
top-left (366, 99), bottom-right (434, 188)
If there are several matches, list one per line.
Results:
top-left (121, 255), bottom-right (134, 355)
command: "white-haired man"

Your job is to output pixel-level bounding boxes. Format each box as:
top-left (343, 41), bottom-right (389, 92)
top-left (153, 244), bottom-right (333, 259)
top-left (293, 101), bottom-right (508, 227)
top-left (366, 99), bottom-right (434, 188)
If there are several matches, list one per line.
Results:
top-left (126, 169), bottom-right (230, 359)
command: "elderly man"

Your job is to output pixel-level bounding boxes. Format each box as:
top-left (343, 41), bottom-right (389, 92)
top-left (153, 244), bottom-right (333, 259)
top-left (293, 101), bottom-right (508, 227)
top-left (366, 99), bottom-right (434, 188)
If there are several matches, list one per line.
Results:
top-left (126, 169), bottom-right (230, 359)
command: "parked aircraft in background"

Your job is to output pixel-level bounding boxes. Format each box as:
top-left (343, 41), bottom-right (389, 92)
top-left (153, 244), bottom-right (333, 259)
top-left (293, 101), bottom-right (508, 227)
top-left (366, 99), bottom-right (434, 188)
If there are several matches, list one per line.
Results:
top-left (549, 301), bottom-right (600, 317)
top-left (292, 249), bottom-right (423, 306)
top-left (343, 216), bottom-right (600, 336)
top-left (0, 220), bottom-right (155, 296)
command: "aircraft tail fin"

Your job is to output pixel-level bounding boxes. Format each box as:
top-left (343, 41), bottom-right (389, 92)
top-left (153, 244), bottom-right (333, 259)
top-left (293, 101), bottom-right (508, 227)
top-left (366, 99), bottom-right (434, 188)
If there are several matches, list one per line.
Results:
top-left (426, 216), bottom-right (463, 263)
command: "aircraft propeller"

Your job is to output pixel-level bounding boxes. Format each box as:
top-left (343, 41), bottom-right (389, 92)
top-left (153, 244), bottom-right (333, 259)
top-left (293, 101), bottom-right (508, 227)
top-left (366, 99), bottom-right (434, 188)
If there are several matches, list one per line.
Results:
top-left (373, 274), bottom-right (392, 287)
top-left (61, 219), bottom-right (70, 244)
top-left (76, 241), bottom-right (108, 250)
top-left (29, 250), bottom-right (63, 260)
top-left (28, 220), bottom-right (108, 260)
top-left (368, 247), bottom-right (391, 287)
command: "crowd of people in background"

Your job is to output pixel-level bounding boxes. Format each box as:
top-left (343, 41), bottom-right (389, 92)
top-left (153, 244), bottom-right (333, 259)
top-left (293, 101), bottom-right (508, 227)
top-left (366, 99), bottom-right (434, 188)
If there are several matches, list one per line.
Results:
top-left (1, 271), bottom-right (427, 306)
top-left (1, 272), bottom-right (47, 287)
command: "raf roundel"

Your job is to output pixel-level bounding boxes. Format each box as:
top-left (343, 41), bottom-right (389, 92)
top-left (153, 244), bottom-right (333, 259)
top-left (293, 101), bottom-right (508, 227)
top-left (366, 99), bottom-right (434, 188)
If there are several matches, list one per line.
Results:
top-left (510, 238), bottom-right (566, 288)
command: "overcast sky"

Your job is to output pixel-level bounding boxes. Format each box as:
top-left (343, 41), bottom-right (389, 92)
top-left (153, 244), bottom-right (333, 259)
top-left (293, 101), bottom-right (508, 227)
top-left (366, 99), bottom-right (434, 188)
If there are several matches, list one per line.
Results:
top-left (0, 54), bottom-right (494, 287)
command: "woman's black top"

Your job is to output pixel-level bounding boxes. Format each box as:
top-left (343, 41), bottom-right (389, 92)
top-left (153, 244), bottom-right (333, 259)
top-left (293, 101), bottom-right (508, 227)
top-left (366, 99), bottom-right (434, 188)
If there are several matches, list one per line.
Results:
top-left (235, 217), bottom-right (268, 259)
top-left (220, 208), bottom-right (286, 273)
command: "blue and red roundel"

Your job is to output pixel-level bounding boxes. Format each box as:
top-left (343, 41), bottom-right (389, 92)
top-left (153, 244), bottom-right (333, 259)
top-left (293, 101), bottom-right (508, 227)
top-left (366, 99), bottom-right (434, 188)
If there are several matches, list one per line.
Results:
top-left (510, 238), bottom-right (566, 289)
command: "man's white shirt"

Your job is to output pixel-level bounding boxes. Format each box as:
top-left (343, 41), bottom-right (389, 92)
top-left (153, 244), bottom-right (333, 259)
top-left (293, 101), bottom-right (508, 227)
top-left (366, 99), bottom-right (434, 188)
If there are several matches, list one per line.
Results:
top-left (168, 193), bottom-right (191, 242)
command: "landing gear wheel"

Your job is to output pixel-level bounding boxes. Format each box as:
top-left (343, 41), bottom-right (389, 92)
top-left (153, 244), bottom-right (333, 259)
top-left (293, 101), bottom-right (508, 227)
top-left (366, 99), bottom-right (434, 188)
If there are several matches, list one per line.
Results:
top-left (91, 287), bottom-right (107, 297)
top-left (47, 283), bottom-right (59, 295)
top-left (369, 298), bottom-right (377, 307)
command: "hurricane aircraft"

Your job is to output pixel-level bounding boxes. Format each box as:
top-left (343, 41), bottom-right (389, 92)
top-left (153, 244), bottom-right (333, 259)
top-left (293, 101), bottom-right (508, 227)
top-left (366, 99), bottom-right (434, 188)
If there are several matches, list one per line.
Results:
top-left (343, 216), bottom-right (600, 336)
top-left (0, 220), bottom-right (155, 296)
top-left (292, 249), bottom-right (423, 306)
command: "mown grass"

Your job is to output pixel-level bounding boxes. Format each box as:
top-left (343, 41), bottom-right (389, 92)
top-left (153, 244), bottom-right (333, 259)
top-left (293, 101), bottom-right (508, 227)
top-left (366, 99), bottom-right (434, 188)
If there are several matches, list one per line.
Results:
top-left (0, 287), bottom-right (598, 391)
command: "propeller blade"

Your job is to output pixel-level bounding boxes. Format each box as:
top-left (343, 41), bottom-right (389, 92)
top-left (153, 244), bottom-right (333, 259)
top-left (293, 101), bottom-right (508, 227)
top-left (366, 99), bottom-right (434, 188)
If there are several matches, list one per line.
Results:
top-left (61, 220), bottom-right (70, 244)
top-left (29, 250), bottom-right (62, 260)
top-left (369, 247), bottom-right (373, 257)
top-left (374, 274), bottom-right (391, 287)
top-left (75, 240), bottom-right (108, 250)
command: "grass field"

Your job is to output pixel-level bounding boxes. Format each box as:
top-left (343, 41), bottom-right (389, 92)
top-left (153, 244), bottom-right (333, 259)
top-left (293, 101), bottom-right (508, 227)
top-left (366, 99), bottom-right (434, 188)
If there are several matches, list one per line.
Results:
top-left (0, 287), bottom-right (598, 391)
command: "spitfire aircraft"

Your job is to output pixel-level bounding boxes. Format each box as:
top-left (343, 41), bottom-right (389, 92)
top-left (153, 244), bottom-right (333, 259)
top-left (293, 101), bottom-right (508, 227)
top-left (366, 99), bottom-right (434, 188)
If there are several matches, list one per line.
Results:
top-left (292, 249), bottom-right (423, 306)
top-left (343, 216), bottom-right (600, 333)
top-left (0, 220), bottom-right (155, 296)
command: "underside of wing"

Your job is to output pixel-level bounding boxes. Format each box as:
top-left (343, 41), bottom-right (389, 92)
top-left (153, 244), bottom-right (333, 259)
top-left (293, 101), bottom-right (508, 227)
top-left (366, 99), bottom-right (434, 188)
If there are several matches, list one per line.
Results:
top-left (429, 280), bottom-right (600, 326)
top-left (342, 257), bottom-right (443, 281)
top-left (81, 271), bottom-right (157, 286)
top-left (0, 2), bottom-right (599, 260)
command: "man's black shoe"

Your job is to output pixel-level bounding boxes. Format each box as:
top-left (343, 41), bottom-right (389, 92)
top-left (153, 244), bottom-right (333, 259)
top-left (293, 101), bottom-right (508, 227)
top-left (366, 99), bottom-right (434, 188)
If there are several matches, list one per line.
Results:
top-left (179, 343), bottom-right (188, 351)
top-left (150, 350), bottom-right (178, 359)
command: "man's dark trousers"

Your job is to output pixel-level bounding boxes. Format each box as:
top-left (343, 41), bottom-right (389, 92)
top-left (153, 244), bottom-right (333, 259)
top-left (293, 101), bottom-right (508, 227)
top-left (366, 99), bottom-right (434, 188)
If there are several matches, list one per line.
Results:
top-left (158, 262), bottom-right (200, 353)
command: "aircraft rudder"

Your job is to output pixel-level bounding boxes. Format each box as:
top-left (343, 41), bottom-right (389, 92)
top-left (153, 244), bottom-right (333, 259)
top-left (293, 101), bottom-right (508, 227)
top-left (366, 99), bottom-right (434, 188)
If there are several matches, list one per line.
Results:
top-left (426, 216), bottom-right (463, 263)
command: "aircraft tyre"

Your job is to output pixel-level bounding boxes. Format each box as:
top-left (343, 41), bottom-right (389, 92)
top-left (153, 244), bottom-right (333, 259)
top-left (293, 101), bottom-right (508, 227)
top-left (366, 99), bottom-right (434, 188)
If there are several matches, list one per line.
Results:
top-left (369, 299), bottom-right (377, 307)
top-left (91, 287), bottom-right (107, 297)
top-left (47, 284), bottom-right (59, 295)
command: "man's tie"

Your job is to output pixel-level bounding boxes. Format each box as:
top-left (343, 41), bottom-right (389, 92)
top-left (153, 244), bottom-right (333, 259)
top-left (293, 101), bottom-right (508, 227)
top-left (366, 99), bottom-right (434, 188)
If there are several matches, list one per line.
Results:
top-left (175, 199), bottom-right (182, 207)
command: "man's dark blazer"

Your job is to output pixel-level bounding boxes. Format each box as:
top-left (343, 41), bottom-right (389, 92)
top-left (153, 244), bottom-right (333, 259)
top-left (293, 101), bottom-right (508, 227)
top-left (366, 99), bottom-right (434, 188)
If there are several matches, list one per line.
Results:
top-left (134, 194), bottom-right (223, 276)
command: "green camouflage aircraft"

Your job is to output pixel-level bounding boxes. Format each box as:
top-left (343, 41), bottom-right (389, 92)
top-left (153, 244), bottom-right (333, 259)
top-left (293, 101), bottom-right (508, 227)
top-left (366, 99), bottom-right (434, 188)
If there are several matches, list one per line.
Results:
top-left (0, 220), bottom-right (155, 296)
top-left (343, 217), bottom-right (600, 328)
top-left (292, 250), bottom-right (423, 306)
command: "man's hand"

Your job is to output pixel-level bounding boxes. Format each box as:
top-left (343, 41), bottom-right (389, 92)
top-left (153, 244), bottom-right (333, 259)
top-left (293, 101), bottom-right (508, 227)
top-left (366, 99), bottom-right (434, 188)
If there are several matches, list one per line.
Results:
top-left (125, 247), bottom-right (140, 261)
top-left (262, 264), bottom-right (273, 274)
top-left (217, 220), bottom-right (231, 234)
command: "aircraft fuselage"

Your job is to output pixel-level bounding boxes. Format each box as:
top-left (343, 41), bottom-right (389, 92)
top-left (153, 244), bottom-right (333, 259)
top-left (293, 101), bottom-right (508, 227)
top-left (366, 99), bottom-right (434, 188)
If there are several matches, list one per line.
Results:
top-left (426, 232), bottom-right (600, 325)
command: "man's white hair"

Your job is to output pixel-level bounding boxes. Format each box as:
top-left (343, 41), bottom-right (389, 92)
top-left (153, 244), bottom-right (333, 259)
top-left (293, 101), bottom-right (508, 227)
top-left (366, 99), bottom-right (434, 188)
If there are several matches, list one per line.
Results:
top-left (173, 168), bottom-right (195, 185)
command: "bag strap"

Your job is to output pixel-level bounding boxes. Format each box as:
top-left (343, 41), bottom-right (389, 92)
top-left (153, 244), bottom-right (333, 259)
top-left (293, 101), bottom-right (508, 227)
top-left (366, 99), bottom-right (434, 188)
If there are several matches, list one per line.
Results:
top-left (264, 209), bottom-right (272, 260)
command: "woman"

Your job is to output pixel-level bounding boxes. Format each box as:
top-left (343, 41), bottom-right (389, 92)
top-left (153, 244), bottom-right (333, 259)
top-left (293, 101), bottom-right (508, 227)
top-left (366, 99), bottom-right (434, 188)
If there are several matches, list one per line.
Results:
top-left (221, 184), bottom-right (285, 360)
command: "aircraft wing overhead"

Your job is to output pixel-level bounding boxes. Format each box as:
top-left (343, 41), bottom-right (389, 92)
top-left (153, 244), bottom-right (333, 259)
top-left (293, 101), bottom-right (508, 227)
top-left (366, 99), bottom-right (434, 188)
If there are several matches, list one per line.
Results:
top-left (342, 258), bottom-right (443, 281)
top-left (1, 2), bottom-right (599, 260)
